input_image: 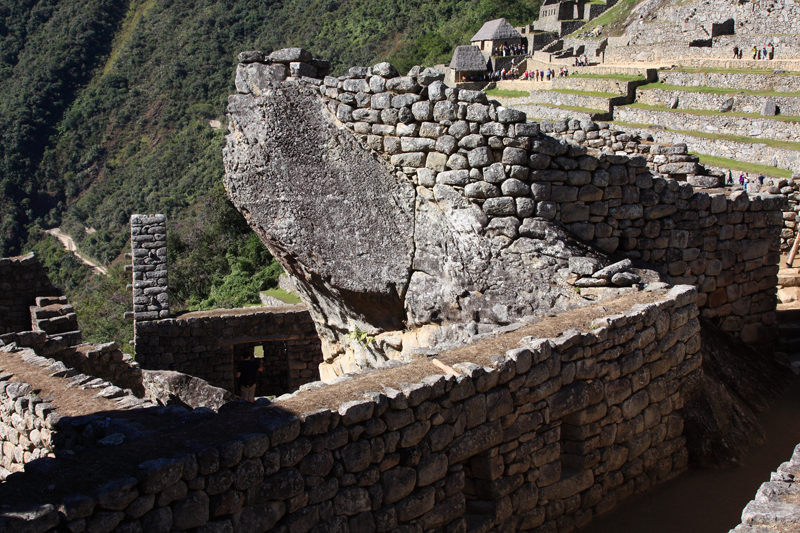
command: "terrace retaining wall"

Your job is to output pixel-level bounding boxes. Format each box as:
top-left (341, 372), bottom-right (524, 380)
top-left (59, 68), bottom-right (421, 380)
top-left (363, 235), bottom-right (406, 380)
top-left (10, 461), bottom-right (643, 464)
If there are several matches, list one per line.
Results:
top-left (0, 255), bottom-right (59, 335)
top-left (0, 286), bottom-right (706, 533)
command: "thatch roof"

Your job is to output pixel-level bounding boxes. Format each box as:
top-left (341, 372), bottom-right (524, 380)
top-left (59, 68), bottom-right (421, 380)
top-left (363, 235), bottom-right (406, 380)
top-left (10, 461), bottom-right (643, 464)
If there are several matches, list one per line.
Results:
top-left (449, 46), bottom-right (488, 72)
top-left (470, 18), bottom-right (523, 42)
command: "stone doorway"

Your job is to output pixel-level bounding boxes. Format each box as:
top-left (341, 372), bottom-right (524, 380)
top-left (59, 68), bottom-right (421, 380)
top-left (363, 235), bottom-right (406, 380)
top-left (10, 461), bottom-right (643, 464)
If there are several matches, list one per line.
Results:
top-left (233, 340), bottom-right (290, 398)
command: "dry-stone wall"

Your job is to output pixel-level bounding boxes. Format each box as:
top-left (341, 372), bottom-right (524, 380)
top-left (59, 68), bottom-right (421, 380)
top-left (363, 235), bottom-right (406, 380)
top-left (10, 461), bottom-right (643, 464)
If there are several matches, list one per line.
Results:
top-left (134, 307), bottom-right (323, 395)
top-left (614, 105), bottom-right (800, 143)
top-left (0, 286), bottom-right (704, 533)
top-left (312, 70), bottom-right (783, 345)
top-left (129, 215), bottom-right (169, 321)
top-left (0, 254), bottom-right (59, 334)
top-left (636, 88), bottom-right (800, 117)
top-left (56, 342), bottom-right (144, 396)
top-left (0, 345), bottom-right (156, 480)
top-left (730, 442), bottom-right (800, 533)
top-left (225, 50), bottom-right (784, 380)
top-left (656, 71), bottom-right (800, 94)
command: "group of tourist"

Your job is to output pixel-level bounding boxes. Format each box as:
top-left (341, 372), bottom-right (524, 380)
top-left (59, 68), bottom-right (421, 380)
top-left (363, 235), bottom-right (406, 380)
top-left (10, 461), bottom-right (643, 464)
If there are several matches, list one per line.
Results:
top-left (493, 41), bottom-right (527, 57)
top-left (488, 68), bottom-right (520, 80)
top-left (574, 55), bottom-right (590, 67)
top-left (733, 43), bottom-right (775, 60)
top-left (725, 170), bottom-right (766, 192)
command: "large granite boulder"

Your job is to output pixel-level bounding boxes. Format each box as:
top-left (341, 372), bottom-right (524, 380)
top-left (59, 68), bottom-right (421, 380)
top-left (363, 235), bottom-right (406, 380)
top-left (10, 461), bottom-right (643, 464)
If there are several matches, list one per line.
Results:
top-left (223, 60), bottom-right (626, 378)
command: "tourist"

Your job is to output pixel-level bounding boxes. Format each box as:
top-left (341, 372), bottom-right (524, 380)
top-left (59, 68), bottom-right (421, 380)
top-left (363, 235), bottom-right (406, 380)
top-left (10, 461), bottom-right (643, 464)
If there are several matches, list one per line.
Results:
top-left (767, 43), bottom-right (774, 59)
top-left (752, 46), bottom-right (758, 60)
top-left (727, 170), bottom-right (733, 186)
top-left (739, 173), bottom-right (745, 187)
top-left (236, 352), bottom-right (263, 402)
top-left (762, 46), bottom-right (768, 60)
top-left (758, 174), bottom-right (765, 188)
top-left (733, 45), bottom-right (739, 59)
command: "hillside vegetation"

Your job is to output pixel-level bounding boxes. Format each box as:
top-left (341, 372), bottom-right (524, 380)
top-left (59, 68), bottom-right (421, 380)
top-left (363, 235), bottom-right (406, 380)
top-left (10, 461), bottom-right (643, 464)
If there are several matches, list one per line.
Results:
top-left (1, 0), bottom-right (542, 346)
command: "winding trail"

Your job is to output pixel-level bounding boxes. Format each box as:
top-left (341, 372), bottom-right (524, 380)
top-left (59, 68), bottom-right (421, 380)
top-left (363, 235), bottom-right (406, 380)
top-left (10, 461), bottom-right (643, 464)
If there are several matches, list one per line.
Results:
top-left (45, 228), bottom-right (108, 275)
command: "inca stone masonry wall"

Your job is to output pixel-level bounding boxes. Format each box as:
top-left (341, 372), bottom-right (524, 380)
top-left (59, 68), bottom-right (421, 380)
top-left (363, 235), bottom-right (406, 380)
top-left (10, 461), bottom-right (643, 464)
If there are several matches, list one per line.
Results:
top-left (613, 105), bottom-right (800, 144)
top-left (636, 88), bottom-right (800, 118)
top-left (731, 442), bottom-right (800, 533)
top-left (130, 215), bottom-right (169, 321)
top-left (134, 307), bottom-right (324, 396)
top-left (0, 285), bottom-right (704, 533)
top-left (656, 71), bottom-right (800, 94)
top-left (314, 69), bottom-right (783, 344)
top-left (0, 254), bottom-right (59, 335)
top-left (129, 214), bottom-right (325, 396)
top-left (0, 345), bottom-right (156, 480)
top-left (615, 123), bottom-right (800, 175)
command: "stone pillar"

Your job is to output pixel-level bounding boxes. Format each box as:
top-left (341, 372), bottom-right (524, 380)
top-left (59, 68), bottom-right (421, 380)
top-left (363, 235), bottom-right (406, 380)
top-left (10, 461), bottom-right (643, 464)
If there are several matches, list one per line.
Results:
top-left (130, 215), bottom-right (169, 320)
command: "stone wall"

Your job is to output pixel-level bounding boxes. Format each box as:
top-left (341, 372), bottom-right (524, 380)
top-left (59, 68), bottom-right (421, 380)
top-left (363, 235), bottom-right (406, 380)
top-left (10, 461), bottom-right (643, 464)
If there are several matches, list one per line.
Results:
top-left (510, 90), bottom-right (615, 113)
top-left (0, 254), bottom-right (59, 335)
top-left (134, 306), bottom-right (323, 396)
top-left (614, 124), bottom-right (800, 175)
top-left (656, 71), bottom-right (800, 94)
top-left (730, 442), bottom-right (800, 533)
top-left (0, 373), bottom-right (59, 479)
top-left (551, 76), bottom-right (630, 95)
top-left (0, 285), bottom-right (706, 533)
top-left (56, 342), bottom-right (144, 396)
top-left (613, 105), bottom-right (800, 143)
top-left (130, 214), bottom-right (169, 321)
top-left (0, 345), bottom-right (156, 480)
top-left (636, 88), bottom-right (800, 117)
top-left (225, 52), bottom-right (783, 378)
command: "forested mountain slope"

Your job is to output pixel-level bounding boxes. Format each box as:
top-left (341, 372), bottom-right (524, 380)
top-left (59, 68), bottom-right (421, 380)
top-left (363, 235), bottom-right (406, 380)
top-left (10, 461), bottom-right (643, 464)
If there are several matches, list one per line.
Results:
top-left (0, 0), bottom-right (542, 261)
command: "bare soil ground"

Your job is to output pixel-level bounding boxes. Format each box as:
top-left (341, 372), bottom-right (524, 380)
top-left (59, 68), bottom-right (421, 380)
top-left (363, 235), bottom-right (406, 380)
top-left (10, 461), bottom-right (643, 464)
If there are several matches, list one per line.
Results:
top-left (0, 351), bottom-right (120, 417)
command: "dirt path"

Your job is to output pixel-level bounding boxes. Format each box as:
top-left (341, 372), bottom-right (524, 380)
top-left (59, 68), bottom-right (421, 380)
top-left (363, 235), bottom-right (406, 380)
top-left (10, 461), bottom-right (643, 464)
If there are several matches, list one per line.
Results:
top-left (45, 228), bottom-right (108, 275)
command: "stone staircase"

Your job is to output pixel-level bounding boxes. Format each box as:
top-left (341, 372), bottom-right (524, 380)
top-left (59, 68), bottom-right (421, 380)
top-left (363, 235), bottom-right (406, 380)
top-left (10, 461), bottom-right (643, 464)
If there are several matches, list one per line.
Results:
top-left (29, 296), bottom-right (82, 355)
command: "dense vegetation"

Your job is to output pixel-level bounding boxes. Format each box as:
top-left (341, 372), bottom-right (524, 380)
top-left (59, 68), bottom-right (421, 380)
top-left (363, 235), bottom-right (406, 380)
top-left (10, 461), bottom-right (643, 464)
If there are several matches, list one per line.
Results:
top-left (1, 0), bottom-right (542, 347)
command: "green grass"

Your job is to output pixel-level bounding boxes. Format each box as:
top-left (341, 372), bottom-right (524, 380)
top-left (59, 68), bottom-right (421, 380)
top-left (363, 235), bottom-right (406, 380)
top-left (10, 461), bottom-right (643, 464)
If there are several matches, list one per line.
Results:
top-left (639, 81), bottom-right (800, 98)
top-left (610, 120), bottom-right (800, 151)
top-left (622, 102), bottom-right (800, 122)
top-left (666, 67), bottom-right (800, 76)
top-left (691, 153), bottom-right (794, 179)
top-left (569, 73), bottom-right (646, 82)
top-left (485, 89), bottom-right (530, 98)
top-left (260, 288), bottom-right (302, 305)
top-left (549, 88), bottom-right (619, 98)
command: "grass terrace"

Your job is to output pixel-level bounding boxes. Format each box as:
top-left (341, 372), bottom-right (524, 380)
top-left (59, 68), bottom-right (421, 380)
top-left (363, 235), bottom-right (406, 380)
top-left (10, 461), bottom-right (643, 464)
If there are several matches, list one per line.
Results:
top-left (639, 82), bottom-right (800, 98)
top-left (569, 73), bottom-right (647, 82)
top-left (692, 153), bottom-right (794, 179)
top-left (549, 88), bottom-right (619, 98)
top-left (531, 102), bottom-right (608, 114)
top-left (611, 119), bottom-right (800, 151)
top-left (260, 288), bottom-right (302, 305)
top-left (485, 88), bottom-right (530, 98)
top-left (664, 67), bottom-right (800, 76)
top-left (621, 102), bottom-right (800, 122)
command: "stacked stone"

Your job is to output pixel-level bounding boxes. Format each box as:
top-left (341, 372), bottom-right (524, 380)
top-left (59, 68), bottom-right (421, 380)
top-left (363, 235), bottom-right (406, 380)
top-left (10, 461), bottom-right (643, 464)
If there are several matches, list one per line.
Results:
top-left (657, 71), bottom-right (800, 94)
top-left (130, 215), bottom-right (169, 321)
top-left (289, 65), bottom-right (783, 344)
top-left (29, 296), bottom-right (82, 348)
top-left (613, 105), bottom-right (800, 143)
top-left (235, 47), bottom-right (330, 95)
top-left (134, 307), bottom-right (323, 393)
top-left (766, 175), bottom-right (800, 252)
top-left (0, 286), bottom-right (703, 533)
top-left (636, 87), bottom-right (800, 117)
top-left (0, 345), bottom-right (158, 481)
top-left (731, 443), bottom-right (800, 533)
top-left (0, 373), bottom-right (58, 480)
top-left (56, 342), bottom-right (143, 397)
top-left (0, 254), bottom-right (60, 334)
